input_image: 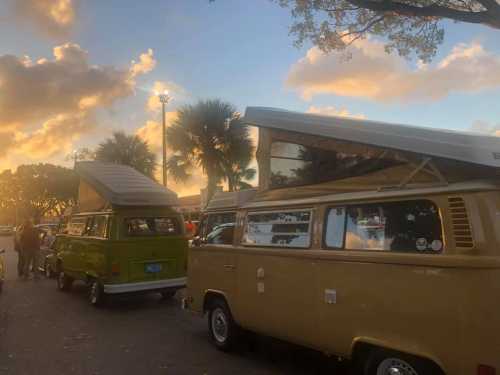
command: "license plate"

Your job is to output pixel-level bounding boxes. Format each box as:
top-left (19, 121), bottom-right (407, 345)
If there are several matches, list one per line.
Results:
top-left (145, 263), bottom-right (162, 273)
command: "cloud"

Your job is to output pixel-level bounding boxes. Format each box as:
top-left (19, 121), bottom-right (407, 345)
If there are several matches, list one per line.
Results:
top-left (136, 113), bottom-right (178, 154)
top-left (135, 114), bottom-right (209, 197)
top-left (286, 40), bottom-right (500, 102)
top-left (13, 0), bottom-right (76, 38)
top-left (130, 49), bottom-right (156, 78)
top-left (0, 43), bottom-right (156, 161)
top-left (470, 120), bottom-right (500, 136)
top-left (146, 80), bottom-right (187, 112)
top-left (307, 105), bottom-right (365, 119)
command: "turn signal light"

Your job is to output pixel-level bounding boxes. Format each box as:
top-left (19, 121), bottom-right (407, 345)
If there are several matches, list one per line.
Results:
top-left (478, 365), bottom-right (496, 375)
top-left (111, 262), bottom-right (120, 276)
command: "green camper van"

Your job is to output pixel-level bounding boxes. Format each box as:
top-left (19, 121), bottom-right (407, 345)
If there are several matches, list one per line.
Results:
top-left (55, 161), bottom-right (188, 306)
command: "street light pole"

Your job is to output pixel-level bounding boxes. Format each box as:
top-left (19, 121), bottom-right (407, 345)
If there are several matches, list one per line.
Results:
top-left (157, 91), bottom-right (171, 187)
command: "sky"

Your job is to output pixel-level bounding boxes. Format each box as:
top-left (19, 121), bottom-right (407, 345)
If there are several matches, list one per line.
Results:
top-left (0, 0), bottom-right (500, 196)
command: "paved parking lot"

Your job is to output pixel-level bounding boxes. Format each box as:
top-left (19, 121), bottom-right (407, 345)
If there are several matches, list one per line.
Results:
top-left (0, 236), bottom-right (348, 375)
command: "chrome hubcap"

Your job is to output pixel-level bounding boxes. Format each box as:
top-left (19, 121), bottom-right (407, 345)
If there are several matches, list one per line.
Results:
top-left (377, 358), bottom-right (419, 375)
top-left (211, 308), bottom-right (228, 343)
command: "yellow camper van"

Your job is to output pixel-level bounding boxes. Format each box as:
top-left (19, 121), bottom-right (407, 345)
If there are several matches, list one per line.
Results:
top-left (185, 107), bottom-right (500, 375)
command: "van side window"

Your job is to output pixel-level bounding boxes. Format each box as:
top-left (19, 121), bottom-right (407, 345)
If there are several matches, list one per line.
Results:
top-left (67, 217), bottom-right (88, 236)
top-left (87, 216), bottom-right (108, 238)
top-left (207, 225), bottom-right (234, 245)
top-left (325, 207), bottom-right (346, 248)
top-left (206, 212), bottom-right (236, 236)
top-left (125, 217), bottom-right (180, 236)
top-left (242, 209), bottom-right (312, 248)
top-left (325, 200), bottom-right (444, 253)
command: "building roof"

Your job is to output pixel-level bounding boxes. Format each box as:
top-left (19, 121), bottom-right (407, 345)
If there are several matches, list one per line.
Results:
top-left (75, 161), bottom-right (178, 207)
top-left (243, 107), bottom-right (500, 168)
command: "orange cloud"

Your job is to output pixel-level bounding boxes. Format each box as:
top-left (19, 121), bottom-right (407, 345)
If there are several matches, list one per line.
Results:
top-left (307, 105), bottom-right (365, 119)
top-left (0, 43), bottom-right (156, 163)
top-left (286, 40), bottom-right (500, 102)
top-left (130, 49), bottom-right (156, 78)
top-left (13, 0), bottom-right (75, 38)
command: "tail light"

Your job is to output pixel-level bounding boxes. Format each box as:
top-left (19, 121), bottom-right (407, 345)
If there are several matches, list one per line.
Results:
top-left (111, 262), bottom-right (120, 276)
top-left (478, 365), bottom-right (496, 375)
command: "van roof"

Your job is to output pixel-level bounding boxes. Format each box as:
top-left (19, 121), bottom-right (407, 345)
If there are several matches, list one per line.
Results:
top-left (75, 161), bottom-right (178, 207)
top-left (243, 107), bottom-right (500, 168)
top-left (205, 189), bottom-right (258, 211)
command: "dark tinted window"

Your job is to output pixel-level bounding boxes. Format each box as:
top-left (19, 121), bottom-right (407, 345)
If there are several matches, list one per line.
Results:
top-left (325, 200), bottom-right (443, 253)
top-left (270, 141), bottom-right (402, 189)
top-left (125, 217), bottom-right (180, 236)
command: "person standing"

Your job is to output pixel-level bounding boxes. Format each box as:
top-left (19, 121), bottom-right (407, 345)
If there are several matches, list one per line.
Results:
top-left (14, 224), bottom-right (24, 277)
top-left (20, 220), bottom-right (40, 280)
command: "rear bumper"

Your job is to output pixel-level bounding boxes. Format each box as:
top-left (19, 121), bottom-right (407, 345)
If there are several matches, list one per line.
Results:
top-left (103, 277), bottom-right (187, 294)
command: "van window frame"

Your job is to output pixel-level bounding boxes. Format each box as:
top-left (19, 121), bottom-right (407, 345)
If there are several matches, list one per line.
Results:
top-left (84, 215), bottom-right (110, 240)
top-left (241, 207), bottom-right (314, 249)
top-left (323, 199), bottom-right (445, 253)
top-left (67, 215), bottom-right (92, 237)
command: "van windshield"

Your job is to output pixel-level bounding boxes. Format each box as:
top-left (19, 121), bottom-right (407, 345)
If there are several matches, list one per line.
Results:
top-left (125, 217), bottom-right (180, 236)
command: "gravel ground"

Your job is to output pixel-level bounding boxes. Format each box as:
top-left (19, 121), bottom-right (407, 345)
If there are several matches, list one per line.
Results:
top-left (0, 236), bottom-right (348, 375)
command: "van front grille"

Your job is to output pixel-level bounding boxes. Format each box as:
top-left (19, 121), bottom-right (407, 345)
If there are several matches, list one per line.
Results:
top-left (448, 196), bottom-right (474, 248)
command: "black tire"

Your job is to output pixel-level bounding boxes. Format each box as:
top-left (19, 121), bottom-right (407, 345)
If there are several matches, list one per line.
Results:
top-left (88, 279), bottom-right (106, 307)
top-left (57, 271), bottom-right (73, 292)
top-left (44, 262), bottom-right (54, 278)
top-left (363, 348), bottom-right (443, 375)
top-left (207, 298), bottom-right (238, 352)
top-left (160, 290), bottom-right (176, 300)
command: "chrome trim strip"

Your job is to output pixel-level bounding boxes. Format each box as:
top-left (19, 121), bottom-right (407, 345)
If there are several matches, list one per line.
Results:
top-left (103, 277), bottom-right (186, 294)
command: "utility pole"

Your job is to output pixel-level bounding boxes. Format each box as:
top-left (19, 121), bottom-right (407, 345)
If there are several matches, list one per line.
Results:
top-left (157, 90), bottom-right (171, 187)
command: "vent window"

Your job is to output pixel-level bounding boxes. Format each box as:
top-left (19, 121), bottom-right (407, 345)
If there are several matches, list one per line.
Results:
top-left (448, 197), bottom-right (474, 248)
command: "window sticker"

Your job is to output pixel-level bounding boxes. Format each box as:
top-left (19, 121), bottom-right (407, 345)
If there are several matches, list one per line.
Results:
top-left (431, 240), bottom-right (443, 252)
top-left (416, 238), bottom-right (428, 251)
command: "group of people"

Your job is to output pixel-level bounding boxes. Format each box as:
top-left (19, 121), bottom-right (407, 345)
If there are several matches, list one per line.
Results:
top-left (14, 219), bottom-right (41, 280)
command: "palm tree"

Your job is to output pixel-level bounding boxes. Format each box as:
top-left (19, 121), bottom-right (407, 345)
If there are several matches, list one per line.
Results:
top-left (166, 100), bottom-right (255, 200)
top-left (95, 131), bottom-right (157, 178)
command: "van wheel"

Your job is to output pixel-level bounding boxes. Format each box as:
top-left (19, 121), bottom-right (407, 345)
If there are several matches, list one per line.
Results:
top-left (160, 290), bottom-right (176, 300)
top-left (208, 298), bottom-right (238, 352)
top-left (57, 271), bottom-right (73, 292)
top-left (44, 262), bottom-right (54, 278)
top-left (89, 280), bottom-right (106, 307)
top-left (363, 348), bottom-right (442, 375)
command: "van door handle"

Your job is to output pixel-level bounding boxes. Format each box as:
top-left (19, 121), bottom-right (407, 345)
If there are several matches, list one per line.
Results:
top-left (223, 264), bottom-right (236, 270)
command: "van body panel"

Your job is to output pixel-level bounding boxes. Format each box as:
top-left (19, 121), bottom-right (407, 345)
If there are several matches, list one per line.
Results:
top-left (187, 188), bottom-right (500, 374)
top-left (56, 207), bottom-right (188, 293)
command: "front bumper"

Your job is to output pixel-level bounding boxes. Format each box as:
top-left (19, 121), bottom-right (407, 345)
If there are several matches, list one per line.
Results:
top-left (103, 277), bottom-right (186, 294)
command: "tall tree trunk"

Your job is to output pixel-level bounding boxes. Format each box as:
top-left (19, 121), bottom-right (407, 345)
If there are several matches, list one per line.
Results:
top-left (206, 171), bottom-right (218, 203)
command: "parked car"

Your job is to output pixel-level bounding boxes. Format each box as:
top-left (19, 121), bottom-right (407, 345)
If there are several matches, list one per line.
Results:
top-left (0, 226), bottom-right (13, 236)
top-left (0, 249), bottom-right (5, 293)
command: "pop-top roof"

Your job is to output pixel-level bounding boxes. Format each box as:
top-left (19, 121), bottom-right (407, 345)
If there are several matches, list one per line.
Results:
top-left (205, 189), bottom-right (258, 211)
top-left (75, 161), bottom-right (178, 207)
top-left (244, 107), bottom-right (500, 168)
